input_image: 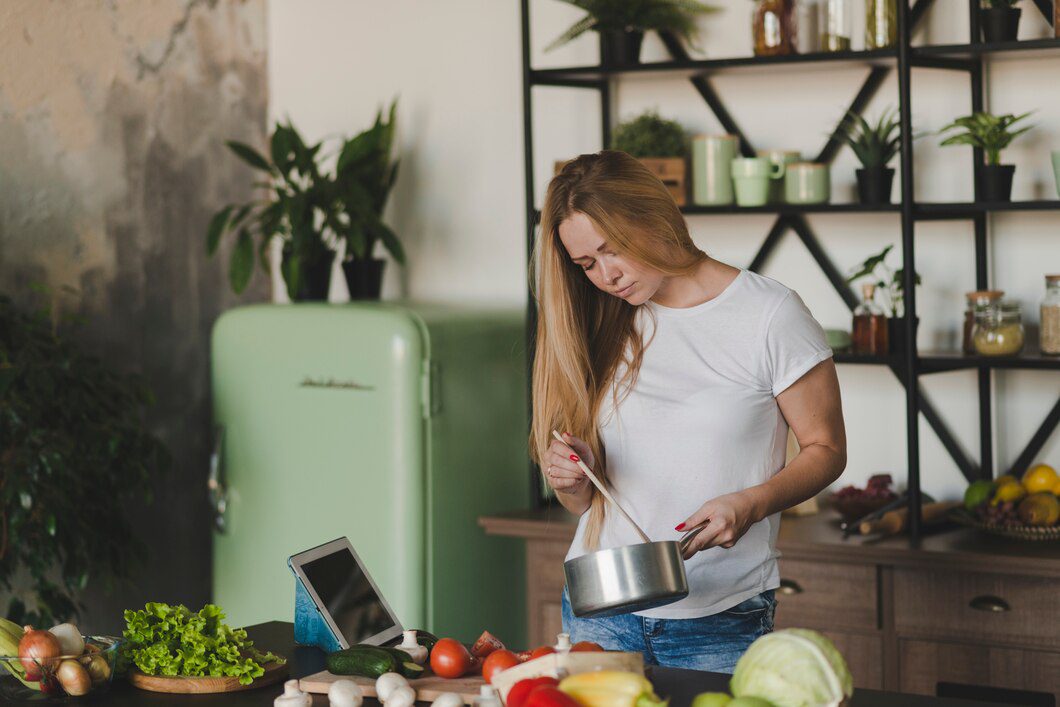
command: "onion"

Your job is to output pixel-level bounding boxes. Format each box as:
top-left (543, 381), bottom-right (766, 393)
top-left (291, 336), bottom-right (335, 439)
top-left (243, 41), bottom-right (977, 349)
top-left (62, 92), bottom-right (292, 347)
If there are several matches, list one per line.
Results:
top-left (49, 623), bottom-right (85, 656)
top-left (18, 627), bottom-right (61, 681)
top-left (56, 659), bottom-right (91, 696)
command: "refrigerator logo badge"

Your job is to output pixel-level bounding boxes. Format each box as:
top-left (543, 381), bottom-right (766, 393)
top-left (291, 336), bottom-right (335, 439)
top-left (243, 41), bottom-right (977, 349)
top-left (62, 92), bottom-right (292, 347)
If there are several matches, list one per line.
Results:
top-left (299, 376), bottom-right (375, 391)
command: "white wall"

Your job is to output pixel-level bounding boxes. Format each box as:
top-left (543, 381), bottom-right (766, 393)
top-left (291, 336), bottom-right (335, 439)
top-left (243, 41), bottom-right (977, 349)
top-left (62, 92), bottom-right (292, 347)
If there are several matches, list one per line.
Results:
top-left (269, 0), bottom-right (1060, 500)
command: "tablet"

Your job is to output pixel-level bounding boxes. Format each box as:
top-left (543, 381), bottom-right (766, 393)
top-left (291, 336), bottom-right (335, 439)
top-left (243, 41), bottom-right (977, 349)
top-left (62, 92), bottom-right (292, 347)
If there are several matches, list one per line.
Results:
top-left (288, 537), bottom-right (404, 649)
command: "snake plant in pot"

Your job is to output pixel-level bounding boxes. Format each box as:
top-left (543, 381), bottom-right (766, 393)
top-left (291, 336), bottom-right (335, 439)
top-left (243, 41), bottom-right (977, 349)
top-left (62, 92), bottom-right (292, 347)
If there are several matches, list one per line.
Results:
top-left (939, 110), bottom-right (1033, 202)
top-left (979, 0), bottom-right (1021, 43)
top-left (546, 0), bottom-right (720, 67)
top-left (839, 106), bottom-right (902, 205)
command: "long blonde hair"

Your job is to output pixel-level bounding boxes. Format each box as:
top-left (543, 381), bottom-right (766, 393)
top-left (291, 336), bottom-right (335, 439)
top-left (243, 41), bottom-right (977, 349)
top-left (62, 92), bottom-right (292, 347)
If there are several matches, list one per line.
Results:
top-left (530, 150), bottom-right (707, 549)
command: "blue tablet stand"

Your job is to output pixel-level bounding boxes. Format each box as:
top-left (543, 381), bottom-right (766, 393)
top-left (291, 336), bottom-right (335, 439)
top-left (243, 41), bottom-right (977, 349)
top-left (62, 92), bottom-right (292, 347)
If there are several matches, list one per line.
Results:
top-left (293, 577), bottom-right (342, 653)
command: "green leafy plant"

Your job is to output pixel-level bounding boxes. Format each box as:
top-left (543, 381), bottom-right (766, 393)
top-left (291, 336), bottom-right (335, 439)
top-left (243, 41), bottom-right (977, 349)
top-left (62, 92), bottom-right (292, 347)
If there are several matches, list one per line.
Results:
top-left (839, 106), bottom-right (902, 169)
top-left (0, 294), bottom-right (167, 627)
top-left (122, 603), bottom-right (283, 685)
top-left (611, 110), bottom-right (688, 158)
top-left (846, 245), bottom-right (922, 317)
top-left (208, 101), bottom-right (404, 298)
top-left (546, 0), bottom-right (720, 52)
top-left (938, 110), bottom-right (1033, 166)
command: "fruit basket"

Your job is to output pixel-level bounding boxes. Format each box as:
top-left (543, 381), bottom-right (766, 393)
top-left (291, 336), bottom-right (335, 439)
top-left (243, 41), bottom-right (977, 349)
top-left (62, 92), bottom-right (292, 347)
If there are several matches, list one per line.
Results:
top-left (948, 507), bottom-right (1060, 542)
top-left (0, 634), bottom-right (121, 699)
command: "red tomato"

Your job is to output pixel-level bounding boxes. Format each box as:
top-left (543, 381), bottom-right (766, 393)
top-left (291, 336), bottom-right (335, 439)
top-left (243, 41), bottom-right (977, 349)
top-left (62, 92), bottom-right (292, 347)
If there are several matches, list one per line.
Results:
top-left (482, 649), bottom-right (520, 684)
top-left (430, 637), bottom-right (474, 679)
top-left (570, 640), bottom-right (605, 652)
top-left (471, 630), bottom-right (505, 658)
top-left (505, 677), bottom-right (560, 707)
top-left (528, 645), bottom-right (555, 660)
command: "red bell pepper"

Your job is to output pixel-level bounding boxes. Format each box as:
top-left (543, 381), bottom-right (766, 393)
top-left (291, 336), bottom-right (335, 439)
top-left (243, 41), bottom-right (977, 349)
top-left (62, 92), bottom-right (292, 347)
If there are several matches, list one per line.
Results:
top-left (525, 686), bottom-right (583, 707)
top-left (505, 677), bottom-right (561, 707)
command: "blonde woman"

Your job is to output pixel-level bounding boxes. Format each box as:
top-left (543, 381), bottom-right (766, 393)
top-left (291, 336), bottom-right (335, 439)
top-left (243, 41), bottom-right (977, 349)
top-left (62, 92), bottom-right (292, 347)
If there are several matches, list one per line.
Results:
top-left (531, 151), bottom-right (846, 672)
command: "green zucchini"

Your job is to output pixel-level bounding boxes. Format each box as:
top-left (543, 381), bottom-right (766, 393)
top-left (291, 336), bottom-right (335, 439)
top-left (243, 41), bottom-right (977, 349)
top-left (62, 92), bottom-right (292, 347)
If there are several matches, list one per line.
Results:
top-left (379, 646), bottom-right (426, 679)
top-left (326, 645), bottom-right (399, 678)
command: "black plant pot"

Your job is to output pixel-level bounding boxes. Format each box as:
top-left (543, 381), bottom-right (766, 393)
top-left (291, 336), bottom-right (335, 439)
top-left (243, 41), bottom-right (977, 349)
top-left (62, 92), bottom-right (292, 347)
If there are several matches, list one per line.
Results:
top-left (888, 316), bottom-right (920, 357)
top-left (980, 7), bottom-right (1021, 43)
top-left (294, 255), bottom-right (333, 302)
top-left (342, 258), bottom-right (386, 300)
top-left (978, 164), bottom-right (1016, 202)
top-left (855, 167), bottom-right (896, 205)
top-left (599, 29), bottom-right (644, 66)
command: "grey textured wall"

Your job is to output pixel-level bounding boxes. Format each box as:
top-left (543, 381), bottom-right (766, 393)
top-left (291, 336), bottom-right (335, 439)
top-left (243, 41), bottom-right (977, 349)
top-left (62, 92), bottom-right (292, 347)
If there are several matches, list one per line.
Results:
top-left (0, 0), bottom-right (268, 632)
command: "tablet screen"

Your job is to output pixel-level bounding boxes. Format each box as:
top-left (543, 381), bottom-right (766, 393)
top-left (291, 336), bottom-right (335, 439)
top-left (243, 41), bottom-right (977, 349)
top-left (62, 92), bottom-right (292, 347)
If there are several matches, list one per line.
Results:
top-left (300, 548), bottom-right (396, 645)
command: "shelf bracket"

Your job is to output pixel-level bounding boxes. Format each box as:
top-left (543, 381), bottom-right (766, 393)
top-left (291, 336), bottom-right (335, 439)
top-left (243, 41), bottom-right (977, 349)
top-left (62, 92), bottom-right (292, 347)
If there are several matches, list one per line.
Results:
top-left (1031, 0), bottom-right (1055, 25)
top-left (1008, 397), bottom-right (1060, 478)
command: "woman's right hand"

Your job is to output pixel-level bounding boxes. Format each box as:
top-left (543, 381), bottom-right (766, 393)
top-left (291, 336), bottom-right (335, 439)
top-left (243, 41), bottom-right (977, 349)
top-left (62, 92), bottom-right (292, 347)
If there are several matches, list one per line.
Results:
top-left (544, 432), bottom-right (595, 495)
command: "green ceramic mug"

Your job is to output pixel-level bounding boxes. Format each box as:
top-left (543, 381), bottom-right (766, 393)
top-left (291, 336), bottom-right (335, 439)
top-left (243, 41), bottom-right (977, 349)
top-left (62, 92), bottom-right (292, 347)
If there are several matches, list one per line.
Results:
top-left (731, 157), bottom-right (785, 207)
top-left (1052, 150), bottom-right (1060, 198)
top-left (785, 162), bottom-right (831, 204)
top-left (693, 134), bottom-right (740, 205)
top-left (758, 150), bottom-right (802, 203)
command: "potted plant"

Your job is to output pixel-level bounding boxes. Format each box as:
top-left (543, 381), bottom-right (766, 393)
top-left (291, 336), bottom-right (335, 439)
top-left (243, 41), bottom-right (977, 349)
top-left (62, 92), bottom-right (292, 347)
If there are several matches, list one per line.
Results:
top-left (611, 110), bottom-right (689, 205)
top-left (839, 106), bottom-right (902, 205)
top-left (979, 0), bottom-right (1021, 43)
top-left (208, 102), bottom-right (405, 302)
top-left (545, 0), bottom-right (720, 67)
top-left (335, 101), bottom-right (404, 300)
top-left (0, 294), bottom-right (167, 626)
top-left (846, 245), bottom-right (922, 354)
top-left (938, 110), bottom-right (1033, 202)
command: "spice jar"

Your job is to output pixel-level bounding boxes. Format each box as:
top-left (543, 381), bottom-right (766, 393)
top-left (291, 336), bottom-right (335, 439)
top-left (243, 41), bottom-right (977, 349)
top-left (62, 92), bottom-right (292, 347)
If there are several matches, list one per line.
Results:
top-left (865, 0), bottom-right (898, 49)
top-left (973, 301), bottom-right (1025, 356)
top-left (753, 0), bottom-right (796, 56)
top-left (963, 290), bottom-right (1004, 354)
top-left (1041, 274), bottom-right (1060, 355)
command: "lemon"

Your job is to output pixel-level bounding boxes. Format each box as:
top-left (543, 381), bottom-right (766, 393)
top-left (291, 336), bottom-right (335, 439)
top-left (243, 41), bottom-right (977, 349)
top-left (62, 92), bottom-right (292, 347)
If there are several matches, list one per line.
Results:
top-left (996, 474), bottom-right (1019, 487)
top-left (992, 480), bottom-right (1027, 505)
top-left (1022, 464), bottom-right (1059, 494)
top-left (1052, 478), bottom-right (1060, 497)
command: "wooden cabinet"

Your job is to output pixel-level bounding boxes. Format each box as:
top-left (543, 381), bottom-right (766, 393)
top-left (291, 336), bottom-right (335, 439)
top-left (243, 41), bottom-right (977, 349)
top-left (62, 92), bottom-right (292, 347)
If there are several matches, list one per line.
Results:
top-left (481, 509), bottom-right (1060, 700)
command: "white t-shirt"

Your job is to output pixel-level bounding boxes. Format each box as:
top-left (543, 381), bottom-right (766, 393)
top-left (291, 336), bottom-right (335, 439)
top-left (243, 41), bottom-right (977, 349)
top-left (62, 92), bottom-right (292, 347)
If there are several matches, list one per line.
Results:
top-left (565, 269), bottom-right (833, 619)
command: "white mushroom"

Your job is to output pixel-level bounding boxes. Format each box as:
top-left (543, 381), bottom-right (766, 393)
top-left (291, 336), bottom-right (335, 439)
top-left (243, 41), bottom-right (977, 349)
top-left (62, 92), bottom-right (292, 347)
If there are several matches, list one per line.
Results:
top-left (375, 672), bottom-right (409, 702)
top-left (328, 679), bottom-right (364, 707)
top-left (275, 679), bottom-right (313, 707)
top-left (431, 692), bottom-right (464, 707)
top-left (385, 685), bottom-right (417, 707)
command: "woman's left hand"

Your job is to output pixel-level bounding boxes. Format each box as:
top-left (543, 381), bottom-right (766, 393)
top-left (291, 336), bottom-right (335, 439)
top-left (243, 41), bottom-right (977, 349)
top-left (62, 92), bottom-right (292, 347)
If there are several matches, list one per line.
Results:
top-left (676, 491), bottom-right (761, 559)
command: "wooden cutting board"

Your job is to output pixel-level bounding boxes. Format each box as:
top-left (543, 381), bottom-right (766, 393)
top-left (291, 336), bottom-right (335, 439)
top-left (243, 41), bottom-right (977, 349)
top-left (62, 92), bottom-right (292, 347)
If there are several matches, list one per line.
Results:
top-left (300, 671), bottom-right (486, 704)
top-left (129, 659), bottom-right (288, 694)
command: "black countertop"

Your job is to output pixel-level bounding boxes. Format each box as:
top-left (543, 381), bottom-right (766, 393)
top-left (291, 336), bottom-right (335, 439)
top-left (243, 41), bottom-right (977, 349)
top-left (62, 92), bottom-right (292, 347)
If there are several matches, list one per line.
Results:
top-left (10, 622), bottom-right (1001, 706)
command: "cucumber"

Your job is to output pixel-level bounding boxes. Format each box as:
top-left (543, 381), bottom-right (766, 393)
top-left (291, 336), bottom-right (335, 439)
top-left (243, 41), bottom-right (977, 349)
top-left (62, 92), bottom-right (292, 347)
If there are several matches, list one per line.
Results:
top-left (326, 645), bottom-right (399, 678)
top-left (379, 647), bottom-right (426, 679)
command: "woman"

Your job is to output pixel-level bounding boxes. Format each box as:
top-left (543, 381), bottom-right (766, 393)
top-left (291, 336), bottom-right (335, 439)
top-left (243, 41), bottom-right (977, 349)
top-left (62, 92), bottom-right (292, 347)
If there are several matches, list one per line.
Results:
top-left (530, 151), bottom-right (846, 673)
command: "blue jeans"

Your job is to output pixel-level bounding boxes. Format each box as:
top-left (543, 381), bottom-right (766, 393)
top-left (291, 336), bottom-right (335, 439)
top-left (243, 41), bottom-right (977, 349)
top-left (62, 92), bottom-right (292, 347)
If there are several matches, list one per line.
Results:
top-left (561, 587), bottom-right (776, 674)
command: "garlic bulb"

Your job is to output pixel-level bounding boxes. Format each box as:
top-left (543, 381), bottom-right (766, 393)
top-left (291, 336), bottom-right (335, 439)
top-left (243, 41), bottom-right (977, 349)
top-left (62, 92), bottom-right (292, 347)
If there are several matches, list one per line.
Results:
top-left (49, 623), bottom-right (85, 656)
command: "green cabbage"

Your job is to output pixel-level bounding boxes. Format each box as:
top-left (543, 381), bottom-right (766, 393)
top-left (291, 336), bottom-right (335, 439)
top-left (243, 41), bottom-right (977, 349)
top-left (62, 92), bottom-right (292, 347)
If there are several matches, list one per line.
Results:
top-left (730, 629), bottom-right (853, 707)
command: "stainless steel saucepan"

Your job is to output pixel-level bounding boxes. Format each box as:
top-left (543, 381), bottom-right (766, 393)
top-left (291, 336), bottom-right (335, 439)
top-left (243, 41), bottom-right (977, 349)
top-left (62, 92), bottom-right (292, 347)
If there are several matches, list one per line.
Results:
top-left (550, 431), bottom-right (705, 618)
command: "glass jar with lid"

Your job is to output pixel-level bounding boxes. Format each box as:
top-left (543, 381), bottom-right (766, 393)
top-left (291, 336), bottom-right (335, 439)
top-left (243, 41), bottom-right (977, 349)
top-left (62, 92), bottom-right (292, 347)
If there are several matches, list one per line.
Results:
top-left (963, 290), bottom-right (1004, 354)
top-left (1041, 274), bottom-right (1060, 355)
top-left (820, 0), bottom-right (852, 52)
top-left (973, 301), bottom-right (1025, 357)
top-left (753, 0), bottom-right (796, 56)
top-left (865, 0), bottom-right (898, 49)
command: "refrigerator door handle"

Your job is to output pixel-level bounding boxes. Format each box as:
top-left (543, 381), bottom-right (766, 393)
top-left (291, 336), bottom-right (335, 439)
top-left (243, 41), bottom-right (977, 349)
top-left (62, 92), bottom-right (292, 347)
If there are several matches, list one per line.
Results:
top-left (208, 426), bottom-right (228, 533)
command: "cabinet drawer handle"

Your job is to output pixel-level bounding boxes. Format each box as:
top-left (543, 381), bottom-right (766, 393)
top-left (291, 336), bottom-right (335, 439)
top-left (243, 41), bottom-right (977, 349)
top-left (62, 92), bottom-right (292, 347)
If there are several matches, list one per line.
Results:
top-left (778, 579), bottom-right (803, 596)
top-left (969, 595), bottom-right (1010, 613)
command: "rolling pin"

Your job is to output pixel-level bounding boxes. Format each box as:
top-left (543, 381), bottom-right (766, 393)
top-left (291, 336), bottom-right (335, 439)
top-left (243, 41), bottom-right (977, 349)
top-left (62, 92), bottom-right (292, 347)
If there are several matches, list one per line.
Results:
top-left (858, 501), bottom-right (960, 536)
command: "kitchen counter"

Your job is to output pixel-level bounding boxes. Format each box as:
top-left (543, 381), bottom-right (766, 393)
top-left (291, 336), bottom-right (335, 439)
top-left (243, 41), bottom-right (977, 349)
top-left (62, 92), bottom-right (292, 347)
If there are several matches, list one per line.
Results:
top-left (20, 621), bottom-right (1005, 706)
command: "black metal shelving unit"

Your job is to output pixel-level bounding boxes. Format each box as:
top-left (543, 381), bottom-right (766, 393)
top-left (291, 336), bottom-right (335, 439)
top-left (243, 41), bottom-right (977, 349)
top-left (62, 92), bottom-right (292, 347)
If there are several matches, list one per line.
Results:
top-left (520, 0), bottom-right (1060, 542)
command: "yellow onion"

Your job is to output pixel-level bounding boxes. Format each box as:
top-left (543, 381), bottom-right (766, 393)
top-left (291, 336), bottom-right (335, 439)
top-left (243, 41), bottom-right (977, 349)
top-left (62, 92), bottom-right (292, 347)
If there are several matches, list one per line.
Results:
top-left (56, 659), bottom-right (92, 696)
top-left (18, 627), bottom-right (61, 681)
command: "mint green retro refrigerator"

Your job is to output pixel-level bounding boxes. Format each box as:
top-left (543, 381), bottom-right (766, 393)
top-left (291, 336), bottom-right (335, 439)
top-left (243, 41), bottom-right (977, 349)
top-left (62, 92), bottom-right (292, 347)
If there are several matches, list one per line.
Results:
top-left (210, 303), bottom-right (530, 646)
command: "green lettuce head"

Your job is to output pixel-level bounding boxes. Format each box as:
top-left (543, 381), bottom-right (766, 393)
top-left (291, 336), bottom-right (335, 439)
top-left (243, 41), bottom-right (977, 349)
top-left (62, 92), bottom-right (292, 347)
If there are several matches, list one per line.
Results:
top-left (730, 629), bottom-right (853, 707)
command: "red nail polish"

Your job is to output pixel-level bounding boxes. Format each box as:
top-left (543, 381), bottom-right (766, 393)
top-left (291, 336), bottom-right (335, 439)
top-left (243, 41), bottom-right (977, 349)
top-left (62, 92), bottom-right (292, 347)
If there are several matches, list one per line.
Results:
top-left (675, 523), bottom-right (686, 531)
top-left (569, 454), bottom-right (580, 462)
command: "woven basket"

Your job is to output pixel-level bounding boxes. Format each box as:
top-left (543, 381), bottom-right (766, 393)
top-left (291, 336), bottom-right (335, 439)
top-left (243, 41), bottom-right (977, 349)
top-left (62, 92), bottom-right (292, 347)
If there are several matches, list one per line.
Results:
top-left (948, 508), bottom-right (1060, 542)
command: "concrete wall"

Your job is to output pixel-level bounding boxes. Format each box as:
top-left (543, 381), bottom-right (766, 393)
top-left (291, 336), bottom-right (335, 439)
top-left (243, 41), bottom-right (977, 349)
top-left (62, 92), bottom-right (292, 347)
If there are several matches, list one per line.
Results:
top-left (269, 1), bottom-right (1059, 502)
top-left (0, 0), bottom-right (268, 632)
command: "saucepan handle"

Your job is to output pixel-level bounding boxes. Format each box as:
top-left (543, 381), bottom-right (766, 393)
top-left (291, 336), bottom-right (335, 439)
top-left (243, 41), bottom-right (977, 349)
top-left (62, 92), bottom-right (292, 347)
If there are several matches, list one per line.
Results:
top-left (677, 523), bottom-right (708, 553)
